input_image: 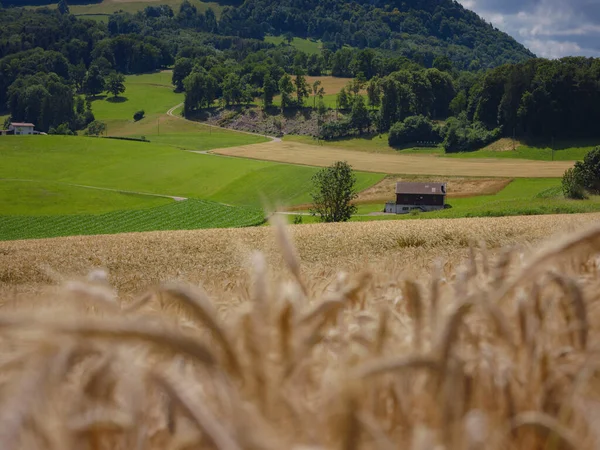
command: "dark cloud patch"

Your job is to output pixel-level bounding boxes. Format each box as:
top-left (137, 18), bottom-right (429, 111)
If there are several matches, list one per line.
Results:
top-left (458, 0), bottom-right (600, 58)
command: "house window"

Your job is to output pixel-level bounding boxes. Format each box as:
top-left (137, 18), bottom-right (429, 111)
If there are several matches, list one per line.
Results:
top-left (402, 207), bottom-right (409, 211)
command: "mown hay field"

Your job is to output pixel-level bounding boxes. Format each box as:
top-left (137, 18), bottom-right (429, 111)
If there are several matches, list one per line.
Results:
top-left (213, 140), bottom-right (575, 177)
top-left (2, 213), bottom-right (600, 448)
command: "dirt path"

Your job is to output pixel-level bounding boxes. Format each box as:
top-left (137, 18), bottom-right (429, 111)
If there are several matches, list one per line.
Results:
top-left (1, 178), bottom-right (187, 202)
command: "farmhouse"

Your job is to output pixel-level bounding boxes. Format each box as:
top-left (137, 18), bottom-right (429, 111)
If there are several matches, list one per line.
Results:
top-left (0, 123), bottom-right (36, 136)
top-left (385, 181), bottom-right (447, 214)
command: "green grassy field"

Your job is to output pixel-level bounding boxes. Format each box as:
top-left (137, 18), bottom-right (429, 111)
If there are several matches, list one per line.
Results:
top-left (0, 136), bottom-right (379, 206)
top-left (0, 179), bottom-right (171, 215)
top-left (265, 36), bottom-right (322, 55)
top-left (90, 72), bottom-right (181, 134)
top-left (89, 72), bottom-right (270, 150)
top-left (288, 178), bottom-right (600, 224)
top-left (0, 199), bottom-right (264, 241)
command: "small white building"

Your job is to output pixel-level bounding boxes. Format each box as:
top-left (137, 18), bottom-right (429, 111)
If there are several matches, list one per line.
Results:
top-left (9, 122), bottom-right (36, 135)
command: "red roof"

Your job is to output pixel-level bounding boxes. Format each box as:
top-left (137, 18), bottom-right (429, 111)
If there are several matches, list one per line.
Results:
top-left (10, 122), bottom-right (35, 127)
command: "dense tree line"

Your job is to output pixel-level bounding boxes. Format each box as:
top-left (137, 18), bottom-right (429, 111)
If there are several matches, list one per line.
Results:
top-left (218, 0), bottom-right (534, 70)
top-left (466, 57), bottom-right (600, 140)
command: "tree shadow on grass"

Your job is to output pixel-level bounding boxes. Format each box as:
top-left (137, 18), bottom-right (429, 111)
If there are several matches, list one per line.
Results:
top-left (106, 96), bottom-right (128, 103)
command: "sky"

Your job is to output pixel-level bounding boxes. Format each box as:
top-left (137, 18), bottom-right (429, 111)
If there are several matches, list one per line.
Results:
top-left (458, 0), bottom-right (600, 58)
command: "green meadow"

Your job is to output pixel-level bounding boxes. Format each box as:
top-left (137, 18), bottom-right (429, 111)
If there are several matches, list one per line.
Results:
top-left (0, 179), bottom-right (171, 215)
top-left (0, 136), bottom-right (384, 239)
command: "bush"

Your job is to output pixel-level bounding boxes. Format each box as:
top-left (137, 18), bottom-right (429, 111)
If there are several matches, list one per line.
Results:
top-left (48, 123), bottom-right (74, 135)
top-left (85, 120), bottom-right (106, 137)
top-left (293, 215), bottom-right (303, 224)
top-left (133, 110), bottom-right (145, 122)
top-left (562, 167), bottom-right (587, 199)
top-left (441, 116), bottom-right (502, 153)
top-left (388, 115), bottom-right (440, 147)
top-left (319, 119), bottom-right (352, 140)
top-left (574, 146), bottom-right (600, 194)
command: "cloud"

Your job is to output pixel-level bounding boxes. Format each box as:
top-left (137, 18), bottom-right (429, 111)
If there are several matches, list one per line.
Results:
top-left (457, 0), bottom-right (600, 58)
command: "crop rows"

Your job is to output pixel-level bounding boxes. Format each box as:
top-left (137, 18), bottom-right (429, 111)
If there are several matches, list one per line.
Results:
top-left (0, 199), bottom-right (265, 241)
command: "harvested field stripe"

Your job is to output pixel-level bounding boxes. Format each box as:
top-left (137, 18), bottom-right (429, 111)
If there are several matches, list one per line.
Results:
top-left (212, 141), bottom-right (575, 178)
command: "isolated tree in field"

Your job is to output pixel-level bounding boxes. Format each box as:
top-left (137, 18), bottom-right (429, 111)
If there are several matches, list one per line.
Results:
top-left (278, 74), bottom-right (295, 110)
top-left (106, 72), bottom-right (126, 98)
top-left (284, 32), bottom-right (294, 44)
top-left (262, 74), bottom-right (276, 109)
top-left (57, 0), bottom-right (69, 15)
top-left (310, 161), bottom-right (358, 223)
top-left (312, 80), bottom-right (325, 109)
top-left (83, 65), bottom-right (105, 97)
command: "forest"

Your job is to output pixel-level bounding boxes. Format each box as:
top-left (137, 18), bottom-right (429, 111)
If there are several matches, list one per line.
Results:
top-left (1, 2), bottom-right (600, 153)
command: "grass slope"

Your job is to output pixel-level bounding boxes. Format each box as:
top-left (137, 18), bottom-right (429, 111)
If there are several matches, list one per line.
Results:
top-left (0, 136), bottom-right (384, 209)
top-left (91, 72), bottom-right (268, 150)
top-left (0, 180), bottom-right (171, 215)
top-left (0, 199), bottom-right (264, 241)
top-left (91, 72), bottom-right (182, 134)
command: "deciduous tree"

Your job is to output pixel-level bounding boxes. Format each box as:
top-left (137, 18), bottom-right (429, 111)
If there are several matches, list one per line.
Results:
top-left (83, 65), bottom-right (105, 97)
top-left (278, 74), bottom-right (295, 110)
top-left (106, 72), bottom-right (126, 98)
top-left (310, 161), bottom-right (358, 223)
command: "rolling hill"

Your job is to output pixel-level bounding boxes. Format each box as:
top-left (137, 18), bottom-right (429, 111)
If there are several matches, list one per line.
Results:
top-left (4, 0), bottom-right (535, 70)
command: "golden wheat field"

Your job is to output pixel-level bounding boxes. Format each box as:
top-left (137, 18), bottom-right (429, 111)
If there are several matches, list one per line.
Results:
top-left (213, 141), bottom-right (573, 177)
top-left (2, 213), bottom-right (600, 449)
